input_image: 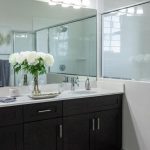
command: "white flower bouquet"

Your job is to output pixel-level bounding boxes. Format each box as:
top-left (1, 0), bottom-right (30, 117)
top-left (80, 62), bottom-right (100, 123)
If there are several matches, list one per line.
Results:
top-left (9, 51), bottom-right (54, 95)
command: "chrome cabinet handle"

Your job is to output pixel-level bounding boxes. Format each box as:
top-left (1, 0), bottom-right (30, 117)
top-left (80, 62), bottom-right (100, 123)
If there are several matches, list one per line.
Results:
top-left (97, 117), bottom-right (100, 130)
top-left (38, 109), bottom-right (52, 113)
top-left (92, 118), bottom-right (95, 131)
top-left (59, 125), bottom-right (63, 139)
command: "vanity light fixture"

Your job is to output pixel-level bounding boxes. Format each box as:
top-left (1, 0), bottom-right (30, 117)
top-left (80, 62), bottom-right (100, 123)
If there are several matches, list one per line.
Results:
top-left (48, 0), bottom-right (89, 9)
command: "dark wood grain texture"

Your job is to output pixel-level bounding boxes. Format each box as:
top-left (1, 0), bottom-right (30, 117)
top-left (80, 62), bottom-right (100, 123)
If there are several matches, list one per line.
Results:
top-left (63, 114), bottom-right (90, 150)
top-left (0, 125), bottom-right (23, 150)
top-left (24, 118), bottom-right (62, 150)
top-left (0, 94), bottom-right (123, 150)
top-left (23, 101), bottom-right (62, 122)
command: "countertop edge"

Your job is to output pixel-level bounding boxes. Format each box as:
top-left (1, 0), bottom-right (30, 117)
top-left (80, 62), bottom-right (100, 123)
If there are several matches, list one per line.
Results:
top-left (0, 90), bottom-right (124, 108)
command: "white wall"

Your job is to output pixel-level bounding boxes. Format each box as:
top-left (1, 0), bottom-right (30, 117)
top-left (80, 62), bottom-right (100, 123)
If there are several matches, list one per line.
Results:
top-left (0, 0), bottom-right (33, 31)
top-left (98, 78), bottom-right (150, 150)
top-left (123, 81), bottom-right (150, 150)
top-left (96, 0), bottom-right (150, 150)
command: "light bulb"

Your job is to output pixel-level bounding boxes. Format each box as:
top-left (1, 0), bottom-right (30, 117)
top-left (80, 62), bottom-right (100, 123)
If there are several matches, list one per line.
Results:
top-left (61, 3), bottom-right (70, 7)
top-left (48, 1), bottom-right (57, 5)
top-left (73, 5), bottom-right (81, 9)
top-left (71, 0), bottom-right (76, 4)
top-left (76, 0), bottom-right (82, 5)
top-left (82, 0), bottom-right (90, 6)
top-left (49, 0), bottom-right (83, 9)
top-left (53, 0), bottom-right (61, 2)
top-left (63, 0), bottom-right (71, 4)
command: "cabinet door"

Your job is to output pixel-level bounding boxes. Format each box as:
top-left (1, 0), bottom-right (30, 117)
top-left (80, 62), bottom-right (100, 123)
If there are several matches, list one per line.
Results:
top-left (92, 109), bottom-right (122, 150)
top-left (0, 125), bottom-right (23, 150)
top-left (24, 118), bottom-right (62, 150)
top-left (63, 114), bottom-right (89, 150)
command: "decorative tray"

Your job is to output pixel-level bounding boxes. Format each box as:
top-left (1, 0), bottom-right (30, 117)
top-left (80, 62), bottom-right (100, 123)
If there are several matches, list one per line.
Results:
top-left (29, 92), bottom-right (61, 100)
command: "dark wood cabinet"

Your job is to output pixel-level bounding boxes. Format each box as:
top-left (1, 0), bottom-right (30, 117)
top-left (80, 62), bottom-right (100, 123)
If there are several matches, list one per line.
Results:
top-left (90, 109), bottom-right (122, 150)
top-left (0, 125), bottom-right (23, 150)
top-left (0, 106), bottom-right (23, 126)
top-left (87, 95), bottom-right (121, 112)
top-left (0, 94), bottom-right (122, 150)
top-left (24, 118), bottom-right (62, 150)
top-left (23, 101), bottom-right (62, 122)
top-left (0, 106), bottom-right (23, 150)
top-left (63, 94), bottom-right (122, 150)
top-left (63, 114), bottom-right (89, 150)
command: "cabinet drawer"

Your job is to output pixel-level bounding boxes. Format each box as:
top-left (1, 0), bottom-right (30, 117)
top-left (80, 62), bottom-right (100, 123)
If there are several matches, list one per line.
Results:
top-left (23, 101), bottom-right (62, 122)
top-left (88, 94), bottom-right (122, 112)
top-left (63, 98), bottom-right (88, 116)
top-left (0, 106), bottom-right (23, 126)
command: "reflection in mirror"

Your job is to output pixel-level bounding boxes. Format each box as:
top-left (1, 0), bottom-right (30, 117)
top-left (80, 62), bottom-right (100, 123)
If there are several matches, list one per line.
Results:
top-left (102, 1), bottom-right (150, 81)
top-left (0, 0), bottom-right (97, 87)
top-left (36, 16), bottom-right (96, 76)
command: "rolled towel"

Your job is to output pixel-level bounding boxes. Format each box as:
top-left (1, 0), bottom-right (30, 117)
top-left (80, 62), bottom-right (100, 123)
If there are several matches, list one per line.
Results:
top-left (0, 97), bottom-right (16, 103)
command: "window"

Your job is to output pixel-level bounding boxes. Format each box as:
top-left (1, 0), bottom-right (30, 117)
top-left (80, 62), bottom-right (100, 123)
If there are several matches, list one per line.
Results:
top-left (103, 15), bottom-right (121, 54)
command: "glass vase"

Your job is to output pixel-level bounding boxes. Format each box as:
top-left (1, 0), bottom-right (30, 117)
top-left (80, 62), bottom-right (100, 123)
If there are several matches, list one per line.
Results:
top-left (32, 75), bottom-right (41, 96)
top-left (23, 74), bottom-right (28, 86)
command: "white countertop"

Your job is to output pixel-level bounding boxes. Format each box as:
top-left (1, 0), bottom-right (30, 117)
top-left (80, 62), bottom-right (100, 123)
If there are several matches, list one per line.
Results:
top-left (0, 88), bottom-right (124, 107)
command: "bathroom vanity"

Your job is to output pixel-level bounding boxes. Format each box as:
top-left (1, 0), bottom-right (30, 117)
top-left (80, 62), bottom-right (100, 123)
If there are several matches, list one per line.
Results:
top-left (0, 90), bottom-right (123, 150)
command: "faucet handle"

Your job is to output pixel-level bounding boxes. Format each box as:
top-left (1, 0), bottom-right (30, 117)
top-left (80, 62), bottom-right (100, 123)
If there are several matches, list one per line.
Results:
top-left (76, 76), bottom-right (79, 86)
top-left (70, 76), bottom-right (79, 91)
top-left (63, 76), bottom-right (69, 82)
top-left (71, 77), bottom-right (74, 83)
top-left (85, 77), bottom-right (91, 90)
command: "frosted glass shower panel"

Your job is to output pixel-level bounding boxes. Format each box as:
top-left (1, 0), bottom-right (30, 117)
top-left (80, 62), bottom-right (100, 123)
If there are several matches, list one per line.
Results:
top-left (49, 17), bottom-right (96, 76)
top-left (14, 32), bottom-right (35, 52)
top-left (14, 32), bottom-right (35, 86)
top-left (36, 29), bottom-right (48, 53)
top-left (36, 29), bottom-right (49, 84)
top-left (102, 3), bottom-right (150, 80)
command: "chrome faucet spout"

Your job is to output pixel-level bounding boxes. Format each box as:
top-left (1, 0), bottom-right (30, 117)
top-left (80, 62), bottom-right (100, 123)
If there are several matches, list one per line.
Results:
top-left (71, 76), bottom-right (79, 91)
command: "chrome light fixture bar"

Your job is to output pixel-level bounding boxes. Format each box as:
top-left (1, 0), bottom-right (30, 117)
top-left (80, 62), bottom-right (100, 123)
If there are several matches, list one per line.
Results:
top-left (48, 0), bottom-right (89, 9)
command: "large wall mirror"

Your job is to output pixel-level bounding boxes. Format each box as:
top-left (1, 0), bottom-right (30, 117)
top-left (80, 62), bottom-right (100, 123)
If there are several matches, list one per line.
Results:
top-left (0, 0), bottom-right (97, 87)
top-left (102, 1), bottom-right (150, 81)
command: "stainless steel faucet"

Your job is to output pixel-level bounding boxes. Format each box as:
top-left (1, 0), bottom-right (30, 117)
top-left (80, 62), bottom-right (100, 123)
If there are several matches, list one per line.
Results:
top-left (85, 77), bottom-right (91, 90)
top-left (63, 76), bottom-right (69, 82)
top-left (71, 76), bottom-right (79, 91)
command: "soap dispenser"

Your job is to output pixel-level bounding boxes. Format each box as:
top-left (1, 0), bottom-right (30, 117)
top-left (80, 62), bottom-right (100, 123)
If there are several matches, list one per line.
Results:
top-left (85, 77), bottom-right (91, 90)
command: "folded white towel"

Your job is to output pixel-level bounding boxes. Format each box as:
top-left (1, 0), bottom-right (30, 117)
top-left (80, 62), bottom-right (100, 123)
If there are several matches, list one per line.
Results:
top-left (0, 97), bottom-right (16, 103)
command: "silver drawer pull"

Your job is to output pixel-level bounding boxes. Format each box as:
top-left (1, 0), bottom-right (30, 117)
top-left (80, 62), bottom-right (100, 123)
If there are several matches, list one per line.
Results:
top-left (59, 125), bottom-right (63, 139)
top-left (97, 117), bottom-right (100, 130)
top-left (38, 109), bottom-right (52, 113)
top-left (92, 118), bottom-right (95, 131)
